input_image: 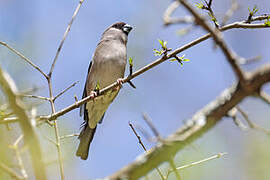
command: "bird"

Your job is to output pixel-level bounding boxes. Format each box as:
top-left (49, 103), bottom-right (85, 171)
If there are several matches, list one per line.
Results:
top-left (76, 22), bottom-right (133, 160)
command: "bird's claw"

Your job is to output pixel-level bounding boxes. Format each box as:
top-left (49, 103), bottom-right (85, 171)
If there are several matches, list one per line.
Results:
top-left (113, 78), bottom-right (124, 91)
top-left (117, 78), bottom-right (124, 86)
top-left (90, 91), bottom-right (97, 99)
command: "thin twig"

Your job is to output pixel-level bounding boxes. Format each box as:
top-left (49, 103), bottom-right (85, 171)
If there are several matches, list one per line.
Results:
top-left (203, 0), bottom-right (219, 28)
top-left (46, 1), bottom-right (85, 179)
top-left (47, 78), bottom-right (65, 179)
top-left (258, 90), bottom-right (270, 105)
top-left (0, 117), bottom-right (19, 124)
top-left (228, 107), bottom-right (248, 131)
top-left (237, 106), bottom-right (270, 136)
top-left (0, 41), bottom-right (47, 78)
top-left (19, 94), bottom-right (50, 101)
top-left (238, 55), bottom-right (261, 65)
top-left (10, 135), bottom-right (28, 179)
top-left (165, 152), bottom-right (227, 179)
top-left (129, 122), bottom-right (147, 151)
top-left (179, 0), bottom-right (246, 83)
top-left (48, 0), bottom-right (85, 77)
top-left (42, 133), bottom-right (57, 146)
top-left (129, 122), bottom-right (165, 180)
top-left (0, 162), bottom-right (24, 180)
top-left (60, 133), bottom-right (79, 140)
top-left (142, 113), bottom-right (161, 139)
top-left (168, 158), bottom-right (181, 180)
top-left (0, 67), bottom-right (47, 180)
top-left (221, 0), bottom-right (239, 26)
top-left (54, 81), bottom-right (79, 101)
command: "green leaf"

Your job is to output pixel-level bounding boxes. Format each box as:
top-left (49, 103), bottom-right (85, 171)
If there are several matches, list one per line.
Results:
top-left (248, 5), bottom-right (258, 16)
top-left (208, 12), bottom-right (219, 26)
top-left (129, 57), bottom-right (133, 66)
top-left (158, 39), bottom-right (167, 50)
top-left (153, 49), bottom-right (161, 56)
top-left (195, 2), bottom-right (204, 9)
top-left (170, 54), bottom-right (190, 67)
top-left (264, 16), bottom-right (270, 27)
top-left (95, 81), bottom-right (100, 91)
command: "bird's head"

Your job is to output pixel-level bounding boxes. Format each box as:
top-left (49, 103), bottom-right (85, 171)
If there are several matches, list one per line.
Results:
top-left (102, 22), bottom-right (133, 44)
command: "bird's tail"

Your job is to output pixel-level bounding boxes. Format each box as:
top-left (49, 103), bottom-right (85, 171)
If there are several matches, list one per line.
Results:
top-left (76, 125), bottom-right (97, 160)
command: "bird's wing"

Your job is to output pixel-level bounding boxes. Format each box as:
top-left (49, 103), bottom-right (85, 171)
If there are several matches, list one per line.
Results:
top-left (80, 61), bottom-right (92, 119)
top-left (79, 60), bottom-right (105, 125)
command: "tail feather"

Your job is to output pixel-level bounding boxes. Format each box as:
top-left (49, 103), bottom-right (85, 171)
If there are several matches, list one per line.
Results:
top-left (76, 125), bottom-right (97, 160)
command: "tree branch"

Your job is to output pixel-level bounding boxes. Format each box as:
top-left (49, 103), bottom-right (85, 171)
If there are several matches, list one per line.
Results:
top-left (0, 66), bottom-right (47, 180)
top-left (0, 162), bottom-right (25, 180)
top-left (0, 41), bottom-right (47, 78)
top-left (48, 0), bottom-right (85, 77)
top-left (179, 0), bottom-right (245, 82)
top-left (105, 64), bottom-right (270, 179)
top-left (38, 17), bottom-right (270, 122)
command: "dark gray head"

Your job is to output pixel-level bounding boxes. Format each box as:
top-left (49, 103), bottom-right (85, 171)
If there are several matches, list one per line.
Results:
top-left (110, 22), bottom-right (133, 35)
top-left (102, 22), bottom-right (133, 44)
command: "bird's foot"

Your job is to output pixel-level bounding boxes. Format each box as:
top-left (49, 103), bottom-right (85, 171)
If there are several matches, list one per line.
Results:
top-left (90, 91), bottom-right (98, 99)
top-left (113, 78), bottom-right (124, 91)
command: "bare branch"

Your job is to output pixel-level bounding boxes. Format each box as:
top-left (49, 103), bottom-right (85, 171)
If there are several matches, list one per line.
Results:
top-left (258, 90), bottom-right (270, 106)
top-left (168, 158), bottom-right (181, 180)
top-left (129, 122), bottom-right (165, 180)
top-left (129, 122), bottom-right (147, 151)
top-left (237, 106), bottom-right (270, 136)
top-left (0, 66), bottom-right (47, 180)
top-left (0, 162), bottom-right (25, 180)
top-left (10, 135), bottom-right (28, 179)
top-left (165, 152), bottom-right (227, 179)
top-left (0, 117), bottom-right (19, 124)
top-left (48, 0), bottom-right (85, 77)
top-left (0, 41), bottom-right (47, 78)
top-left (47, 78), bottom-right (65, 179)
top-left (106, 64), bottom-right (270, 179)
top-left (142, 113), bottom-right (161, 139)
top-left (179, 0), bottom-right (245, 82)
top-left (238, 55), bottom-right (261, 65)
top-left (46, 0), bottom-right (86, 177)
top-left (54, 81), bottom-right (79, 101)
top-left (221, 0), bottom-right (239, 26)
top-left (228, 107), bottom-right (248, 131)
top-left (19, 94), bottom-right (50, 101)
top-left (60, 133), bottom-right (79, 140)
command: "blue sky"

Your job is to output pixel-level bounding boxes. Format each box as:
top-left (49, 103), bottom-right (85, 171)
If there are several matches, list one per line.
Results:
top-left (1, 0), bottom-right (270, 179)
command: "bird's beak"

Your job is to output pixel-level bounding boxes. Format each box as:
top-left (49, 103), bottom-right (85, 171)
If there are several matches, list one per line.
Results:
top-left (123, 24), bottom-right (133, 34)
